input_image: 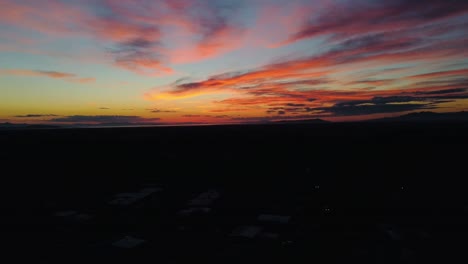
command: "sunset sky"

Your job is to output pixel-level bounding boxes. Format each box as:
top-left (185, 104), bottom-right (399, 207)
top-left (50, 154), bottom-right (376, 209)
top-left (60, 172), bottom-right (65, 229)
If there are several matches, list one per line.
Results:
top-left (1, 0), bottom-right (468, 125)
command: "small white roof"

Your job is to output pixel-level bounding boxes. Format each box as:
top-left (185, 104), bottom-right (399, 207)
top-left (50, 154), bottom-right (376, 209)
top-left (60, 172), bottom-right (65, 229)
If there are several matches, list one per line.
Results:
top-left (109, 187), bottom-right (163, 206)
top-left (112, 236), bottom-right (146, 249)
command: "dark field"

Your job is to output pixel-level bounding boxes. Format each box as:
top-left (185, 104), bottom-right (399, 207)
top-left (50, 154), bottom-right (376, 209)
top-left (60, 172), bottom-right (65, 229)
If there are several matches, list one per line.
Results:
top-left (2, 123), bottom-right (468, 263)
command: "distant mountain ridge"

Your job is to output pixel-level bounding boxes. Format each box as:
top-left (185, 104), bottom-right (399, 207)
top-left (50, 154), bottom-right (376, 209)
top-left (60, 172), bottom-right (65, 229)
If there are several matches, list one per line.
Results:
top-left (274, 118), bottom-right (330, 124)
top-left (2, 112), bottom-right (468, 130)
top-left (0, 122), bottom-right (61, 130)
top-left (369, 111), bottom-right (468, 122)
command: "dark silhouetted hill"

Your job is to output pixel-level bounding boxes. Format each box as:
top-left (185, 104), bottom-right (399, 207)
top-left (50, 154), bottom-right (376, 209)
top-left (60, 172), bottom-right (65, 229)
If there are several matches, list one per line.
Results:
top-left (2, 121), bottom-right (468, 263)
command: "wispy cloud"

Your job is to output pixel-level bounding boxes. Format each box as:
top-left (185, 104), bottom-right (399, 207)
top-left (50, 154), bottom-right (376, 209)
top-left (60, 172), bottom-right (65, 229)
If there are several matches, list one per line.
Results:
top-left (0, 69), bottom-right (95, 83)
top-left (1, 69), bottom-right (75, 78)
top-left (0, 0), bottom-right (248, 76)
top-left (284, 0), bottom-right (468, 44)
top-left (50, 115), bottom-right (161, 124)
top-left (70, 78), bottom-right (96, 84)
top-left (2, 0), bottom-right (468, 122)
top-left (148, 108), bottom-right (178, 113)
top-left (14, 114), bottom-right (58, 118)
top-left (143, 3), bottom-right (468, 118)
top-left (407, 69), bottom-right (468, 79)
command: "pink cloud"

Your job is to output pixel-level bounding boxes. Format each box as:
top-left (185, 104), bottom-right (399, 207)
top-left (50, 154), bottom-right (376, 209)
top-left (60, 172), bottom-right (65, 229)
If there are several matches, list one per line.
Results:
top-left (167, 26), bottom-right (244, 64)
top-left (87, 0), bottom-right (248, 70)
top-left (249, 2), bottom-right (316, 48)
top-left (11, 0), bottom-right (237, 76)
top-left (0, 0), bottom-right (278, 75)
top-left (144, 15), bottom-right (468, 119)
top-left (0, 0), bottom-right (91, 36)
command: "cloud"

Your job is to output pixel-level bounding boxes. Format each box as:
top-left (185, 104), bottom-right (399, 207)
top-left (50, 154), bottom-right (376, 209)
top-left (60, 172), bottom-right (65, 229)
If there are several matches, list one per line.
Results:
top-left (0, 69), bottom-right (95, 83)
top-left (182, 115), bottom-right (206, 118)
top-left (86, 1), bottom-right (171, 76)
top-left (70, 78), bottom-right (96, 84)
top-left (1, 69), bottom-right (75, 78)
top-left (213, 115), bottom-right (230, 119)
top-left (320, 103), bottom-right (435, 116)
top-left (229, 114), bottom-right (330, 123)
top-left (209, 108), bottom-right (250, 113)
top-left (148, 108), bottom-right (178, 113)
top-left (315, 96), bottom-right (435, 116)
top-left (408, 69), bottom-right (468, 79)
top-left (34, 71), bottom-right (76, 78)
top-left (416, 88), bottom-right (467, 95)
top-left (144, 14), bottom-right (468, 120)
top-left (4, 0), bottom-right (466, 81)
top-left (49, 115), bottom-right (161, 124)
top-left (348, 79), bottom-right (396, 86)
top-left (163, 0), bottom-right (246, 64)
top-left (181, 114), bottom-right (229, 119)
top-left (2, 0), bottom-right (468, 122)
top-left (145, 68), bottom-right (330, 100)
top-left (89, 0), bottom-right (248, 73)
top-left (0, 0), bottom-right (92, 36)
top-left (284, 0), bottom-right (468, 44)
top-left (0, 0), bottom-right (246, 75)
top-left (99, 107), bottom-right (110, 110)
top-left (270, 90), bottom-right (468, 117)
top-left (286, 103), bottom-right (306, 107)
top-left (14, 114), bottom-right (58, 118)
top-left (146, 25), bottom-right (467, 101)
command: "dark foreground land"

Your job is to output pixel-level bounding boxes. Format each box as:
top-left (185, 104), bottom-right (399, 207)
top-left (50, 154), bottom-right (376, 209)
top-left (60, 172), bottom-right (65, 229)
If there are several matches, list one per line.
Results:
top-left (2, 123), bottom-right (468, 263)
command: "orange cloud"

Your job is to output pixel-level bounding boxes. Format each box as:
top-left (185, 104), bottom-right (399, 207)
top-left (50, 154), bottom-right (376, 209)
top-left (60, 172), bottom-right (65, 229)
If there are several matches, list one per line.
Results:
top-left (145, 27), bottom-right (467, 102)
top-left (69, 78), bottom-right (97, 84)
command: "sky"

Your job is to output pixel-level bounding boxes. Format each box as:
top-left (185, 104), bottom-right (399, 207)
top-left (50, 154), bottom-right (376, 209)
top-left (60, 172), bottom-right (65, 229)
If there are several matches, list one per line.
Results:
top-left (1, 0), bottom-right (468, 125)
